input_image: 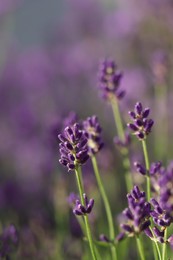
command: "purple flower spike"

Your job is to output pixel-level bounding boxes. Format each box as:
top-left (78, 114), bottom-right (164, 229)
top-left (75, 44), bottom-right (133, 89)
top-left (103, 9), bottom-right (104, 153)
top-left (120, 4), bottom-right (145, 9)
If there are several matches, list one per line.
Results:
top-left (99, 234), bottom-right (110, 243)
top-left (0, 225), bottom-right (19, 258)
top-left (134, 162), bottom-right (147, 176)
top-left (149, 162), bottom-right (162, 175)
top-left (127, 102), bottom-right (154, 140)
top-left (83, 116), bottom-right (104, 156)
top-left (150, 198), bottom-right (172, 227)
top-left (98, 59), bottom-right (125, 101)
top-left (73, 194), bottom-right (94, 216)
top-left (58, 123), bottom-right (89, 171)
top-left (117, 186), bottom-right (151, 239)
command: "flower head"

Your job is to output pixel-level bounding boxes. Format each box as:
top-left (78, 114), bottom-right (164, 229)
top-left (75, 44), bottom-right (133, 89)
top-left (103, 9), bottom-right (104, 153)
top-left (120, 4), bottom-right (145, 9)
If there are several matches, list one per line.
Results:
top-left (58, 123), bottom-right (89, 171)
top-left (83, 116), bottom-right (104, 156)
top-left (0, 224), bottom-right (18, 258)
top-left (127, 102), bottom-right (154, 140)
top-left (150, 198), bottom-right (172, 227)
top-left (117, 186), bottom-right (151, 239)
top-left (73, 194), bottom-right (94, 216)
top-left (98, 59), bottom-right (125, 101)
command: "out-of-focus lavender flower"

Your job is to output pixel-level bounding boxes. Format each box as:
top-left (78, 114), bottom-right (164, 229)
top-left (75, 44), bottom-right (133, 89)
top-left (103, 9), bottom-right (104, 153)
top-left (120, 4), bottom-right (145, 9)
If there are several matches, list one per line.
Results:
top-left (73, 194), bottom-right (94, 216)
top-left (127, 102), bottom-right (154, 140)
top-left (98, 59), bottom-right (125, 101)
top-left (117, 186), bottom-right (151, 240)
top-left (83, 116), bottom-right (103, 156)
top-left (0, 224), bottom-right (18, 258)
top-left (0, 0), bottom-right (21, 16)
top-left (168, 235), bottom-right (173, 250)
top-left (155, 162), bottom-right (173, 216)
top-left (134, 161), bottom-right (162, 176)
top-left (67, 193), bottom-right (79, 206)
top-left (63, 112), bottom-right (78, 129)
top-left (151, 50), bottom-right (168, 84)
top-left (150, 198), bottom-right (172, 227)
top-left (99, 234), bottom-right (110, 243)
top-left (114, 131), bottom-right (131, 148)
top-left (58, 123), bottom-right (89, 171)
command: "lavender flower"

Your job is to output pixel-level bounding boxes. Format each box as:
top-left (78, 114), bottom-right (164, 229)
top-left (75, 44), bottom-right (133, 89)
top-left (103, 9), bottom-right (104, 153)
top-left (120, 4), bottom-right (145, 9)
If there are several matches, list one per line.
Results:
top-left (0, 224), bottom-right (19, 258)
top-left (99, 234), bottom-right (110, 243)
top-left (98, 59), bottom-right (125, 101)
top-left (83, 116), bottom-right (104, 156)
top-left (127, 102), bottom-right (154, 140)
top-left (117, 186), bottom-right (151, 240)
top-left (58, 123), bottom-right (89, 171)
top-left (156, 162), bottom-right (173, 216)
top-left (150, 198), bottom-right (172, 227)
top-left (73, 194), bottom-right (94, 216)
top-left (145, 226), bottom-right (165, 243)
top-left (134, 161), bottom-right (162, 176)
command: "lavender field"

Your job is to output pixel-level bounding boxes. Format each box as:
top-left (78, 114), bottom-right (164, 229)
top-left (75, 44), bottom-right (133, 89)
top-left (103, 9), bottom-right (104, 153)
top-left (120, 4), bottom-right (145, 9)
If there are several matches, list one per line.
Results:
top-left (0, 0), bottom-right (173, 259)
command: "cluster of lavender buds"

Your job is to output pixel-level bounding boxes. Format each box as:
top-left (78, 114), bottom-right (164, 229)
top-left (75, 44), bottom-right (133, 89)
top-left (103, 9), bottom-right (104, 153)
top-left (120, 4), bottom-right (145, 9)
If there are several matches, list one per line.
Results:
top-left (58, 123), bottom-right (89, 171)
top-left (150, 198), bottom-right (172, 228)
top-left (134, 161), bottom-right (162, 176)
top-left (117, 186), bottom-right (151, 240)
top-left (0, 224), bottom-right (19, 258)
top-left (98, 59), bottom-right (125, 101)
top-left (127, 102), bottom-right (154, 140)
top-left (83, 116), bottom-right (104, 156)
top-left (155, 162), bottom-right (173, 216)
top-left (73, 194), bottom-right (94, 216)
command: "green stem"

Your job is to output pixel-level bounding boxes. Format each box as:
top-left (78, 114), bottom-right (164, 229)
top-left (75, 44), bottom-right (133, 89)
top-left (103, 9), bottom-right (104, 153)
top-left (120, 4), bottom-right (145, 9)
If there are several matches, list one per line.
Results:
top-left (111, 98), bottom-right (133, 191)
top-left (154, 83), bottom-right (168, 161)
top-left (75, 167), bottom-right (97, 260)
top-left (142, 140), bottom-right (151, 201)
top-left (149, 227), bottom-right (162, 260)
top-left (91, 156), bottom-right (117, 260)
top-left (162, 228), bottom-right (167, 260)
top-left (136, 236), bottom-right (146, 260)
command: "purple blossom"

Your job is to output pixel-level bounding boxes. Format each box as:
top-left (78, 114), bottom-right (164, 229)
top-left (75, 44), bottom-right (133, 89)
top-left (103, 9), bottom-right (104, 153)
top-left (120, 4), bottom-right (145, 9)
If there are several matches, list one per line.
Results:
top-left (98, 59), bottom-right (125, 101)
top-left (154, 162), bottom-right (173, 216)
top-left (83, 116), bottom-right (104, 156)
top-left (58, 123), bottom-right (89, 171)
top-left (73, 194), bottom-right (94, 216)
top-left (127, 102), bottom-right (154, 140)
top-left (145, 226), bottom-right (165, 243)
top-left (134, 161), bottom-right (162, 176)
top-left (150, 198), bottom-right (172, 227)
top-left (117, 186), bottom-right (151, 240)
top-left (0, 224), bottom-right (18, 258)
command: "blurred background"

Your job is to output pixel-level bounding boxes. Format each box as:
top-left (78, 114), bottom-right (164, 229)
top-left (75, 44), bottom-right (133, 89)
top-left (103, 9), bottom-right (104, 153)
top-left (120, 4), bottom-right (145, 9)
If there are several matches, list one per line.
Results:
top-left (0, 0), bottom-right (173, 259)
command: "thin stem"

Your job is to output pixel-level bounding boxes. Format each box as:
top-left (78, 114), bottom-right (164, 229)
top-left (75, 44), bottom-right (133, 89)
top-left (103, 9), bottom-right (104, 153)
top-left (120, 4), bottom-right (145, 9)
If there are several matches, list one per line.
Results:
top-left (75, 167), bottom-right (97, 260)
top-left (142, 140), bottom-right (151, 201)
top-left (91, 156), bottom-right (117, 260)
top-left (162, 228), bottom-right (167, 260)
top-left (136, 236), bottom-right (146, 260)
top-left (149, 227), bottom-right (162, 260)
top-left (154, 83), bottom-right (168, 161)
top-left (111, 98), bottom-right (133, 191)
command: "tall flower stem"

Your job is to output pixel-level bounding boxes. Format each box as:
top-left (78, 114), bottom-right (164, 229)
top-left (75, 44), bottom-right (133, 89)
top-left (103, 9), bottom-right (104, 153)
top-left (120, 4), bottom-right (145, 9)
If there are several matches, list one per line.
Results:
top-left (162, 228), bottom-right (167, 260)
top-left (142, 140), bottom-right (151, 201)
top-left (111, 98), bottom-right (133, 192)
top-left (75, 167), bottom-right (97, 260)
top-left (149, 228), bottom-right (162, 260)
top-left (91, 156), bottom-right (117, 260)
top-left (154, 83), bottom-right (168, 162)
top-left (136, 236), bottom-right (146, 260)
